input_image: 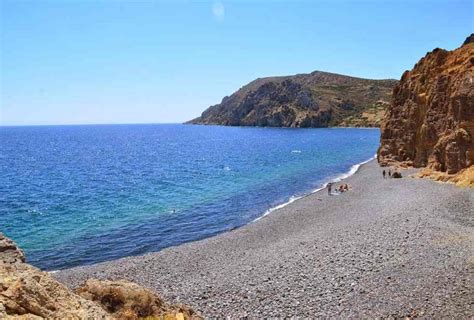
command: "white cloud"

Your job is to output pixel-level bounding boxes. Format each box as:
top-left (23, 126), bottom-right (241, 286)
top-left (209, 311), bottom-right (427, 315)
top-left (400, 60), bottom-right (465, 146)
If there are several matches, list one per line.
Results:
top-left (212, 2), bottom-right (225, 22)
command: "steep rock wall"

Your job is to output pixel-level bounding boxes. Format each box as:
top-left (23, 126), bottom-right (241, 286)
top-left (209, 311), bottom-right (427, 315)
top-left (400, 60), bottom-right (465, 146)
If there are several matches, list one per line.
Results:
top-left (378, 35), bottom-right (474, 175)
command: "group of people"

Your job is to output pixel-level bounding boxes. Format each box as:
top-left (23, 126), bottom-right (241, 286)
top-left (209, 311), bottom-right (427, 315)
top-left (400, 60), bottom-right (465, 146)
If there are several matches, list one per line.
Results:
top-left (382, 168), bottom-right (392, 178)
top-left (326, 166), bottom-right (401, 196)
top-left (327, 182), bottom-right (350, 195)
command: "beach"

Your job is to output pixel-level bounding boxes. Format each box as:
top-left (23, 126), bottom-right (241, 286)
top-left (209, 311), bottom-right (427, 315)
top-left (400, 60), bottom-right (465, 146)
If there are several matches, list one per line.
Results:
top-left (55, 160), bottom-right (473, 318)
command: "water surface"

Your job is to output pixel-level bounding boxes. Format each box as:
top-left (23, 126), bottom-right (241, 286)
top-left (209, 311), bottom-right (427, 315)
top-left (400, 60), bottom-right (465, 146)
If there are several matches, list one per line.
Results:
top-left (0, 124), bottom-right (379, 270)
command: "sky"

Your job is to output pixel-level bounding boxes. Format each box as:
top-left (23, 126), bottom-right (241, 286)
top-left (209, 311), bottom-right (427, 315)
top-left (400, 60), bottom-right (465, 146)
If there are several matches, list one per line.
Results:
top-left (1, 0), bottom-right (472, 126)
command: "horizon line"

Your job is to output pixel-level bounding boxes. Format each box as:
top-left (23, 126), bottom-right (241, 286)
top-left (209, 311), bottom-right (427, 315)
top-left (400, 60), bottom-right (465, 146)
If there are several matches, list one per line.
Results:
top-left (0, 122), bottom-right (186, 128)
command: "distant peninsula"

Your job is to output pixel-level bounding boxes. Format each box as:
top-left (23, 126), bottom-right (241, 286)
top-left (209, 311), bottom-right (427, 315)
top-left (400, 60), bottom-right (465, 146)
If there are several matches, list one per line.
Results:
top-left (188, 71), bottom-right (398, 128)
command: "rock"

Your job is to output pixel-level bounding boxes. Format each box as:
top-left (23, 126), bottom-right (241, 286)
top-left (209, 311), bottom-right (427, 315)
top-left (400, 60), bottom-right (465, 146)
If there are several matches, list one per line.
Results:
top-left (0, 261), bottom-right (110, 319)
top-left (416, 165), bottom-right (474, 187)
top-left (188, 71), bottom-right (397, 128)
top-left (463, 33), bottom-right (474, 46)
top-left (392, 172), bottom-right (402, 179)
top-left (0, 234), bottom-right (110, 319)
top-left (0, 233), bottom-right (25, 264)
top-left (0, 233), bottom-right (202, 319)
top-left (76, 279), bottom-right (202, 320)
top-left (378, 34), bottom-right (474, 178)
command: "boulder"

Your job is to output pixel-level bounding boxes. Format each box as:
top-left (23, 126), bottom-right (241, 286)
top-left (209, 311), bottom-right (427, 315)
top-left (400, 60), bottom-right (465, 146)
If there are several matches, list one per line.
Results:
top-left (0, 234), bottom-right (25, 264)
top-left (0, 261), bottom-right (110, 319)
top-left (392, 172), bottom-right (403, 179)
top-left (0, 233), bottom-right (202, 319)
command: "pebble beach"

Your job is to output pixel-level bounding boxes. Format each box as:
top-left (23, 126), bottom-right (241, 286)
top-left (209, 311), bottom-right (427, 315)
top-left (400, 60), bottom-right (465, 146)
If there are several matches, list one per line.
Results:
top-left (55, 160), bottom-right (474, 318)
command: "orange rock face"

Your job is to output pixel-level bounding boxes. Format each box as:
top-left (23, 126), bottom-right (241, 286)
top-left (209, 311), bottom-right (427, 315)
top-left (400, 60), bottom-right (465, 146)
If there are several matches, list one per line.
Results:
top-left (378, 35), bottom-right (474, 175)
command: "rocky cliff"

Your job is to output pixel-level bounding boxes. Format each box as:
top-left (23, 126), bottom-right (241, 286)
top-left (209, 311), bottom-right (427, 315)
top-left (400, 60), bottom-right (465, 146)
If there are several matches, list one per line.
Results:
top-left (378, 36), bottom-right (474, 185)
top-left (188, 71), bottom-right (397, 128)
top-left (0, 233), bottom-right (201, 319)
top-left (378, 35), bottom-right (474, 186)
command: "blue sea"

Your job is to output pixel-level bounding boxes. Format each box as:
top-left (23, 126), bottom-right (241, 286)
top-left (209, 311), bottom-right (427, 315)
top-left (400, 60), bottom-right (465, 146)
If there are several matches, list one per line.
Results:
top-left (0, 124), bottom-right (379, 270)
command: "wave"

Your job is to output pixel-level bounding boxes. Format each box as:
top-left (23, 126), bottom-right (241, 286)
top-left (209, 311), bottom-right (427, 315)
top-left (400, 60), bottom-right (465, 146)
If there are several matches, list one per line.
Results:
top-left (252, 154), bottom-right (376, 222)
top-left (253, 194), bottom-right (304, 222)
top-left (326, 153), bottom-right (376, 183)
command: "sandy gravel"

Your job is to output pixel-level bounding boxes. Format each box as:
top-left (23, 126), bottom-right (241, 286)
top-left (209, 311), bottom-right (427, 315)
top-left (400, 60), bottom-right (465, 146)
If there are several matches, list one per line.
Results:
top-left (55, 160), bottom-right (474, 318)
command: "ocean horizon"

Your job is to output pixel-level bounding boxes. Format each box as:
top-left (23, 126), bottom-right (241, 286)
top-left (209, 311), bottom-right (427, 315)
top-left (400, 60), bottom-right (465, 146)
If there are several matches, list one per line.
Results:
top-left (0, 124), bottom-right (379, 270)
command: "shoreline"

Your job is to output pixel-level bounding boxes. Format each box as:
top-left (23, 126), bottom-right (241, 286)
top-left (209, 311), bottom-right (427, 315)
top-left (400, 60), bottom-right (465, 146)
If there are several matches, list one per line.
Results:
top-left (55, 159), bottom-right (473, 317)
top-left (254, 154), bottom-right (376, 222)
top-left (185, 123), bottom-right (381, 130)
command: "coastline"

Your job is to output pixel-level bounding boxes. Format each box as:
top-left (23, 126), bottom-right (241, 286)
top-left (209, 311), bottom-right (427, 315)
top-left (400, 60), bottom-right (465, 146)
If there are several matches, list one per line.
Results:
top-left (186, 123), bottom-right (381, 130)
top-left (45, 155), bottom-right (378, 272)
top-left (55, 159), bottom-right (473, 317)
top-left (254, 154), bottom-right (377, 222)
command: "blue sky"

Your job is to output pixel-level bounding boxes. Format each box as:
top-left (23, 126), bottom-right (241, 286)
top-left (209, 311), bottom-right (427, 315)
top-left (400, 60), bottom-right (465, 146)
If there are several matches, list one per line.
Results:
top-left (1, 0), bottom-right (472, 125)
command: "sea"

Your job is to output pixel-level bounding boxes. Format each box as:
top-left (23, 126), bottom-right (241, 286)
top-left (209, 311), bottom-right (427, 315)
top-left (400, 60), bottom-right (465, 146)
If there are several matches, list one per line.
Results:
top-left (0, 124), bottom-right (379, 270)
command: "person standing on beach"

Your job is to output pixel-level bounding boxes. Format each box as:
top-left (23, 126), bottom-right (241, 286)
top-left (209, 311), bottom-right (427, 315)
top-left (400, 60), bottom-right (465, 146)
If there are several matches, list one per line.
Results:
top-left (388, 169), bottom-right (392, 178)
top-left (382, 170), bottom-right (386, 179)
top-left (328, 183), bottom-right (332, 195)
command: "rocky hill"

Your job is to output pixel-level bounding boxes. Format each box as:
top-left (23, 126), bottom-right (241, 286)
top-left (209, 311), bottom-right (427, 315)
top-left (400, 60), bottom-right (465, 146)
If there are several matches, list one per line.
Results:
top-left (188, 71), bottom-right (397, 128)
top-left (378, 35), bottom-right (474, 187)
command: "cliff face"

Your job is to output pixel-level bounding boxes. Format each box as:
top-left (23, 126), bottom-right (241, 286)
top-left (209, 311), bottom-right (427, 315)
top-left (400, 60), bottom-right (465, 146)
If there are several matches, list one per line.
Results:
top-left (189, 71), bottom-right (397, 128)
top-left (378, 35), bottom-right (474, 179)
top-left (0, 233), bottom-right (201, 319)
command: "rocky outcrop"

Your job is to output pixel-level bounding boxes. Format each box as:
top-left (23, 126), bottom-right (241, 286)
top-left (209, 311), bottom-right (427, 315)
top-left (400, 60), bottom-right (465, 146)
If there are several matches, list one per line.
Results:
top-left (0, 259), bottom-right (110, 319)
top-left (188, 71), bottom-right (397, 128)
top-left (0, 235), bottom-right (25, 264)
top-left (463, 34), bottom-right (474, 46)
top-left (416, 165), bottom-right (474, 188)
top-left (77, 280), bottom-right (200, 320)
top-left (0, 233), bottom-right (109, 319)
top-left (0, 233), bottom-right (201, 319)
top-left (378, 35), bottom-right (474, 183)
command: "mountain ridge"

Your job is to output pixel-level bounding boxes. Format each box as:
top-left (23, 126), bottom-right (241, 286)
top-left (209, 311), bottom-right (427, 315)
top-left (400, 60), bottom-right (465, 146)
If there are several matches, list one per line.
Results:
top-left (188, 70), bottom-right (398, 128)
